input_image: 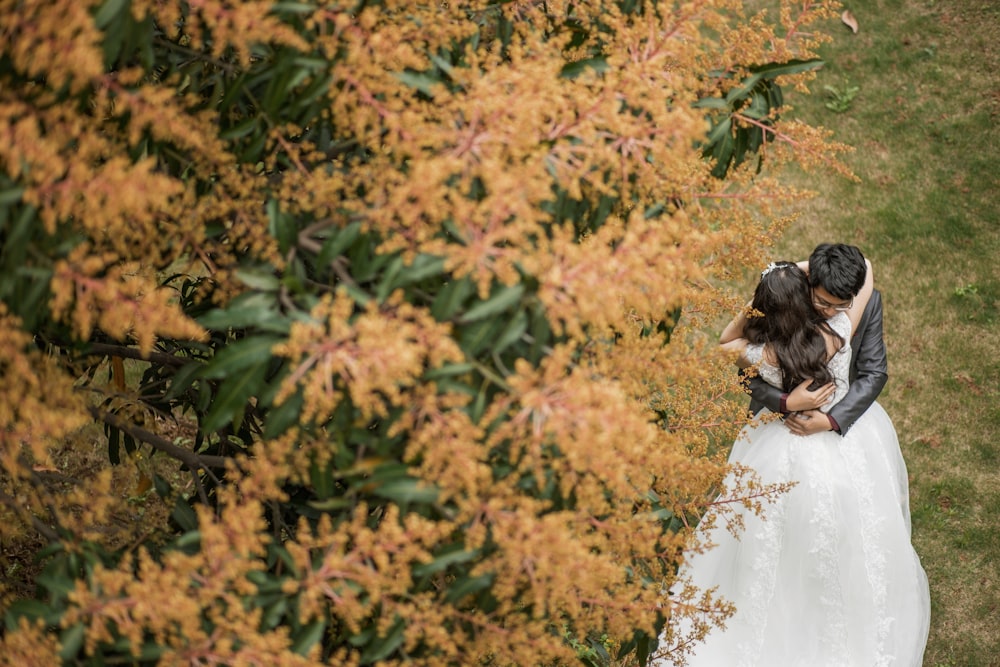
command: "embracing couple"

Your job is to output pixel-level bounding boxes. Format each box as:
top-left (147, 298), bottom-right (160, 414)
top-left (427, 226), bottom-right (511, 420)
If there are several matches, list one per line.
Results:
top-left (660, 244), bottom-right (931, 666)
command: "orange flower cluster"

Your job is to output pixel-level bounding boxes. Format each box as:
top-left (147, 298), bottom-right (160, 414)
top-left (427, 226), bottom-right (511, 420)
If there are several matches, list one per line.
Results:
top-left (0, 0), bottom-right (851, 665)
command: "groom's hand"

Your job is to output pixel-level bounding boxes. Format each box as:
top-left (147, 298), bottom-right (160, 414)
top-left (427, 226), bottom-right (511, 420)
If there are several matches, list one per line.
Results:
top-left (785, 379), bottom-right (836, 412)
top-left (786, 409), bottom-right (834, 436)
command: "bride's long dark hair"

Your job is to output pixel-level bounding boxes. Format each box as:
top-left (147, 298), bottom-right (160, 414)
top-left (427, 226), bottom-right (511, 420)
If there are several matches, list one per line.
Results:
top-left (743, 261), bottom-right (843, 392)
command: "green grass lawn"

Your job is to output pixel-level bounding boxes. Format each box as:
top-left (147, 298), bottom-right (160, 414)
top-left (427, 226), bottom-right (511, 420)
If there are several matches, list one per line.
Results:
top-left (771, 0), bottom-right (1000, 664)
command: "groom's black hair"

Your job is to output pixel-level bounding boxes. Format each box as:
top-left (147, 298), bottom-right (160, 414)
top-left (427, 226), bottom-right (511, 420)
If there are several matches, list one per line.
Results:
top-left (808, 243), bottom-right (867, 300)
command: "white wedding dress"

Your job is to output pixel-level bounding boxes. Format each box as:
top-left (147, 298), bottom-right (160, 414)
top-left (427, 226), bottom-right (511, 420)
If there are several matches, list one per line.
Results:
top-left (660, 312), bottom-right (930, 666)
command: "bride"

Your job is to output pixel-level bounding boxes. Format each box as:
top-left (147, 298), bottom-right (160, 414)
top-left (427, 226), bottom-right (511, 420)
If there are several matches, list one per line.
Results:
top-left (659, 259), bottom-right (930, 666)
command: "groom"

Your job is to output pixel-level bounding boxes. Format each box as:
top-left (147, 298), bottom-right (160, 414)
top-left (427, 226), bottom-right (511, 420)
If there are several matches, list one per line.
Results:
top-left (746, 243), bottom-right (887, 435)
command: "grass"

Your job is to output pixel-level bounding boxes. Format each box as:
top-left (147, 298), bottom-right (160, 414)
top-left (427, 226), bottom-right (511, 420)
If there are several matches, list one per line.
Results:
top-left (768, 0), bottom-right (1000, 664)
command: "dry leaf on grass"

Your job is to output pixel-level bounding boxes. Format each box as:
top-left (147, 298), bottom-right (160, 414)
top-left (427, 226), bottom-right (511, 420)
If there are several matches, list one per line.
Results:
top-left (842, 10), bottom-right (860, 34)
top-left (953, 372), bottom-right (984, 395)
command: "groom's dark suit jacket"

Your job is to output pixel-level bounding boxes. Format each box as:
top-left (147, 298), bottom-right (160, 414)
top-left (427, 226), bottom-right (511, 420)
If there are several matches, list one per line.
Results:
top-left (746, 289), bottom-right (888, 435)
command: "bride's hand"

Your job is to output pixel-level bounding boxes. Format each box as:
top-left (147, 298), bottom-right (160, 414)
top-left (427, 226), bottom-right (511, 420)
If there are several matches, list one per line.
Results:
top-left (785, 378), bottom-right (835, 412)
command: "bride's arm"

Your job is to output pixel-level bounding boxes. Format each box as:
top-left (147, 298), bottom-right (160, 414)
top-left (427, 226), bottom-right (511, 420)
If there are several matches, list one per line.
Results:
top-left (720, 337), bottom-right (753, 368)
top-left (719, 301), bottom-right (753, 344)
top-left (846, 258), bottom-right (874, 334)
top-left (720, 301), bottom-right (759, 367)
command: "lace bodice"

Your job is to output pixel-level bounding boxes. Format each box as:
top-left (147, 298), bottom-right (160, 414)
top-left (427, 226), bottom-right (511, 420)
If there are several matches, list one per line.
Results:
top-left (744, 312), bottom-right (852, 413)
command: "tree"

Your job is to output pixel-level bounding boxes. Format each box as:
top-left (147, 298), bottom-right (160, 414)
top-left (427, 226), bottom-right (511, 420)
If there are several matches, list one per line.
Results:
top-left (0, 0), bottom-right (850, 664)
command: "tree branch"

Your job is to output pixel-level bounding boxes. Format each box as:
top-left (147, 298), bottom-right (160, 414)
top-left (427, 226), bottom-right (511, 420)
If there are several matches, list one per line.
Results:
top-left (0, 492), bottom-right (60, 542)
top-left (89, 407), bottom-right (229, 470)
top-left (82, 342), bottom-right (195, 368)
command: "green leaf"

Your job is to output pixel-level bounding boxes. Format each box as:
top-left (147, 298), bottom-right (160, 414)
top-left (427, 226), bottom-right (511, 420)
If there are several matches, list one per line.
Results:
top-left (375, 255), bottom-right (404, 302)
top-left (172, 500), bottom-right (198, 533)
top-left (36, 572), bottom-right (75, 597)
top-left (0, 205), bottom-right (37, 272)
top-left (527, 304), bottom-right (552, 363)
top-left (262, 390), bottom-right (303, 438)
top-left (153, 474), bottom-right (172, 497)
top-left (359, 617), bottom-right (405, 662)
top-left (175, 529), bottom-right (201, 548)
top-left (93, 0), bottom-right (127, 28)
top-left (271, 2), bottom-right (317, 15)
top-left (163, 361), bottom-right (202, 401)
top-left (220, 117), bottom-right (259, 141)
top-left (202, 362), bottom-right (268, 432)
top-left (290, 73), bottom-right (334, 113)
top-left (282, 66), bottom-right (313, 97)
top-left (349, 237), bottom-right (394, 283)
top-left (307, 496), bottom-right (352, 511)
top-left (560, 56), bottom-right (609, 79)
top-left (261, 598), bottom-right (288, 630)
top-left (751, 58), bottom-right (824, 79)
top-left (710, 127), bottom-right (735, 178)
top-left (396, 70), bottom-right (439, 97)
top-left (4, 600), bottom-right (53, 629)
top-left (458, 317), bottom-right (506, 356)
top-left (459, 283), bottom-right (525, 323)
top-left (107, 424), bottom-right (121, 465)
top-left (492, 307), bottom-right (529, 354)
top-left (428, 53), bottom-right (455, 77)
top-left (317, 220), bottom-right (362, 266)
top-left (372, 478), bottom-right (439, 505)
top-left (291, 620), bottom-right (326, 656)
top-left (104, 637), bottom-right (165, 660)
top-left (732, 125), bottom-right (750, 168)
top-left (58, 623), bottom-right (85, 659)
top-left (432, 377), bottom-right (479, 398)
top-left (705, 117), bottom-right (732, 145)
top-left (423, 362), bottom-right (475, 380)
top-left (445, 572), bottom-right (494, 603)
top-left (201, 336), bottom-right (279, 380)
top-left (197, 295), bottom-right (278, 330)
top-left (725, 73), bottom-right (765, 104)
top-left (266, 542), bottom-right (298, 574)
top-left (691, 97), bottom-right (729, 110)
top-left (342, 283), bottom-right (372, 307)
top-left (0, 186), bottom-right (24, 206)
top-left (724, 59), bottom-right (823, 104)
top-left (309, 458), bottom-right (334, 500)
top-left (431, 276), bottom-right (474, 321)
top-left (241, 131), bottom-right (269, 163)
top-left (764, 79), bottom-right (784, 108)
top-left (364, 462), bottom-right (411, 484)
top-left (741, 91), bottom-right (770, 120)
top-left (412, 545), bottom-right (481, 577)
top-left (233, 268), bottom-right (281, 291)
top-left (268, 199), bottom-right (297, 253)
top-left (217, 72), bottom-right (249, 115)
top-left (10, 267), bottom-right (53, 330)
top-left (391, 253), bottom-right (446, 289)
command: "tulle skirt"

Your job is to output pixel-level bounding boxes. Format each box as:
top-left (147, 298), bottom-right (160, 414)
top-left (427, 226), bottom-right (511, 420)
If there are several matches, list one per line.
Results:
top-left (664, 403), bottom-right (930, 667)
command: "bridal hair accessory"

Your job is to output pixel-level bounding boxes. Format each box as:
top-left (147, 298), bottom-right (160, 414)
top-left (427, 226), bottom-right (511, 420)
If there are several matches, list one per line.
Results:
top-left (761, 262), bottom-right (780, 278)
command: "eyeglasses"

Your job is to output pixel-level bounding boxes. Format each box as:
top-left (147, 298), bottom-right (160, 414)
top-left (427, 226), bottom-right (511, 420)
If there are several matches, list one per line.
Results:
top-left (813, 295), bottom-right (853, 312)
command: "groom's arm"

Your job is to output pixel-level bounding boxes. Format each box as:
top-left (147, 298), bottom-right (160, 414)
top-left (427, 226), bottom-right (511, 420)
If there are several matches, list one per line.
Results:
top-left (743, 370), bottom-right (786, 414)
top-left (743, 368), bottom-right (835, 415)
top-left (826, 290), bottom-right (888, 434)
